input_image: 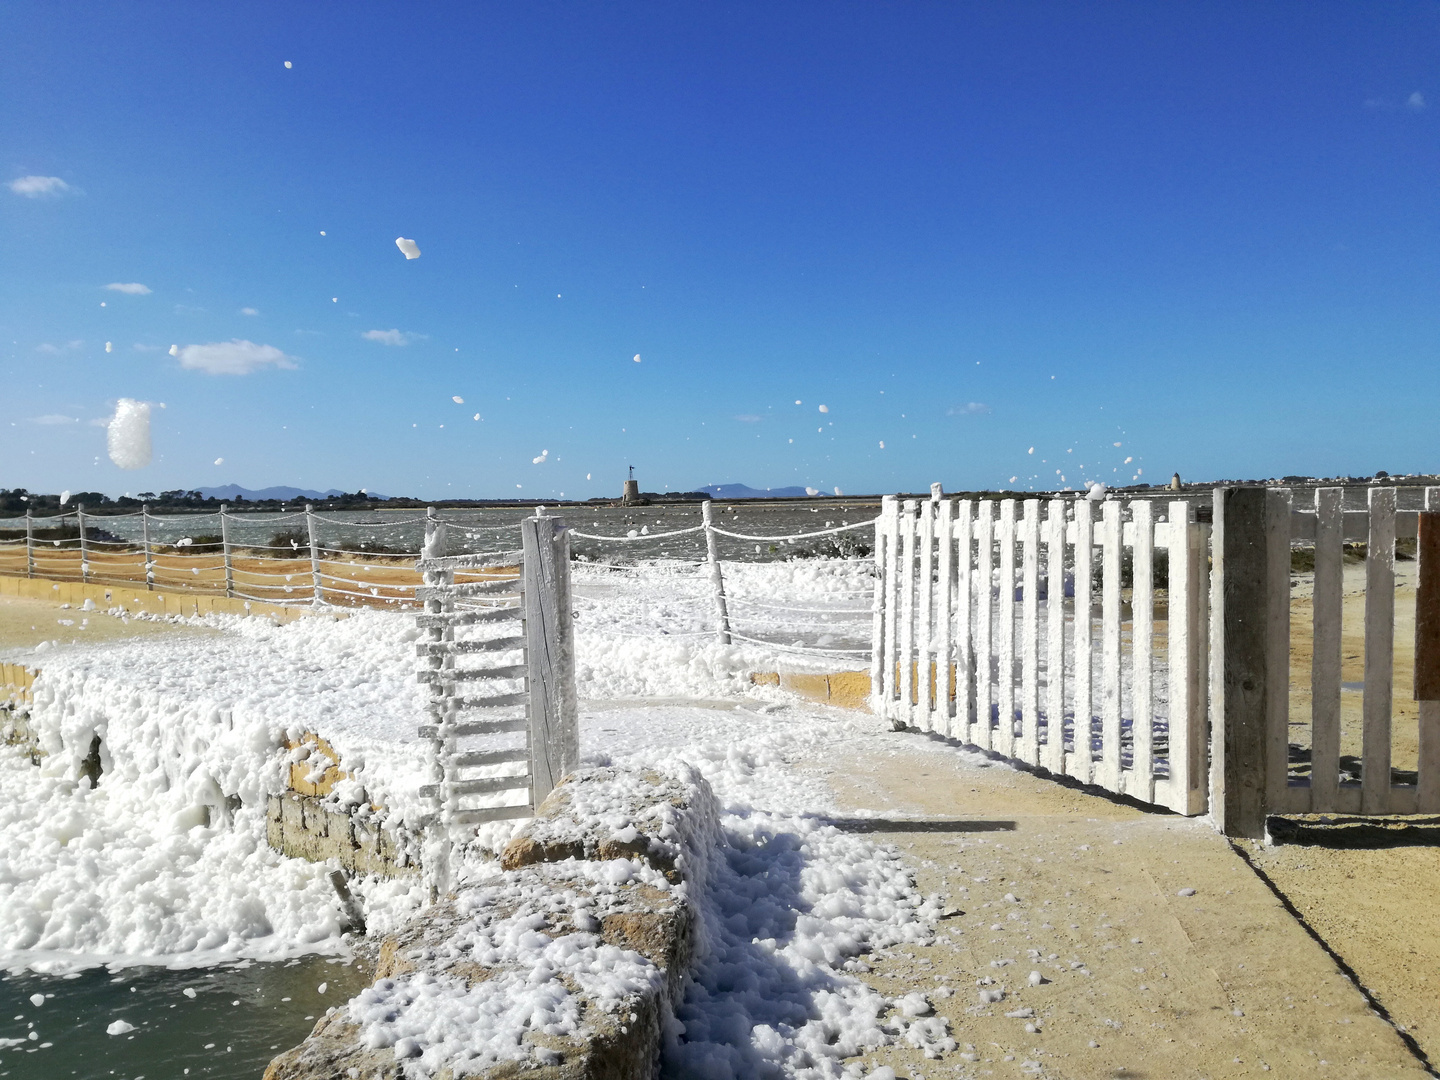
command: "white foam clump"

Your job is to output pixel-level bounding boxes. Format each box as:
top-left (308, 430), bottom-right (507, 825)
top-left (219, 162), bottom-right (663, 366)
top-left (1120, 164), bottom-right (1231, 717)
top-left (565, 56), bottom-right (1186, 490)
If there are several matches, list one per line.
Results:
top-left (532, 450), bottom-right (548, 464)
top-left (633, 354), bottom-right (641, 363)
top-left (1086, 481), bottom-right (1107, 501)
top-left (395, 237), bottom-right (421, 260)
top-left (107, 399), bottom-right (152, 470)
top-left (105, 1020), bottom-right (135, 1035)
top-left (1, 612), bottom-right (433, 972)
top-left (105, 342), bottom-right (112, 353)
top-left (452, 396), bottom-right (464, 404)
top-left (28, 992), bottom-right (44, 1006)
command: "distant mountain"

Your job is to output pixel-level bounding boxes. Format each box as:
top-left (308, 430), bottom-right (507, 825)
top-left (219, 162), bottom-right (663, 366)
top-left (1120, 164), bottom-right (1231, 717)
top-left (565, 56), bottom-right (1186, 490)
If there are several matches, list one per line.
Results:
top-left (195, 484), bottom-right (387, 502)
top-left (695, 483), bottom-right (818, 499)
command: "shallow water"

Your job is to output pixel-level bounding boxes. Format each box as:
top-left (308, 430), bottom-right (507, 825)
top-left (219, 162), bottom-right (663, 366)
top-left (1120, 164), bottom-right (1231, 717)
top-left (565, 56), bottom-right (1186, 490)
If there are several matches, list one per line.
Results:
top-left (0, 952), bottom-right (373, 1080)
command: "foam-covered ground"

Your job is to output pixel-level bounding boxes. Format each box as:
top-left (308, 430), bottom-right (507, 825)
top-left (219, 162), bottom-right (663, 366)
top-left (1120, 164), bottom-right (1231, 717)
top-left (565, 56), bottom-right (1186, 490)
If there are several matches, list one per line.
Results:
top-left (0, 574), bottom-right (972, 1076)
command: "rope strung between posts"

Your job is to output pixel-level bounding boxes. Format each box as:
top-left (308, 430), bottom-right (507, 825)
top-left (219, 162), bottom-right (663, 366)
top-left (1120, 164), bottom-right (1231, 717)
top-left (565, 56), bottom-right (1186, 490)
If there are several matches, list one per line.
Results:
top-left (707, 517), bottom-right (879, 542)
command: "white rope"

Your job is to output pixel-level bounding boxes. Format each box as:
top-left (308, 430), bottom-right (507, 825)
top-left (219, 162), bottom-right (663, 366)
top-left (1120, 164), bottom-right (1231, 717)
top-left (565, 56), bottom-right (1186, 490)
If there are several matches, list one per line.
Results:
top-left (317, 516), bottom-right (428, 529)
top-left (569, 525), bottom-right (707, 542)
top-left (727, 630), bottom-right (871, 656)
top-left (724, 595), bottom-right (872, 615)
top-left (708, 519), bottom-right (879, 542)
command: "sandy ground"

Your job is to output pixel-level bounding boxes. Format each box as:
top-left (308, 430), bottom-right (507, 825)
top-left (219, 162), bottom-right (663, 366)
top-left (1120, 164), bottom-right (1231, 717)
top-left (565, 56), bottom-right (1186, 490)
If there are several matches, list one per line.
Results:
top-left (0, 592), bottom-right (220, 652)
top-left (820, 736), bottom-right (1428, 1079)
top-left (1236, 821), bottom-right (1440, 1071)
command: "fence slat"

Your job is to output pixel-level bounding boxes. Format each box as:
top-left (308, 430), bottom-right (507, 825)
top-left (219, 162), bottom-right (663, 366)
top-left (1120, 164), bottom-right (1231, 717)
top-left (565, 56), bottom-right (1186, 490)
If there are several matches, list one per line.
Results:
top-left (955, 500), bottom-right (976, 740)
top-left (918, 499), bottom-right (937, 728)
top-left (996, 500), bottom-right (1018, 758)
top-left (1163, 502), bottom-right (1194, 812)
top-left (1070, 499), bottom-right (1095, 783)
top-left (871, 502), bottom-right (890, 713)
top-left (1100, 501), bottom-right (1123, 792)
top-left (1265, 489), bottom-right (1294, 810)
top-left (898, 500), bottom-right (919, 727)
top-left (1043, 499), bottom-right (1067, 776)
top-left (974, 500), bottom-right (996, 751)
top-left (936, 499), bottom-right (956, 736)
top-left (24, 510), bottom-right (34, 579)
top-left (881, 497), bottom-right (901, 723)
top-left (1362, 486), bottom-right (1396, 813)
top-left (1019, 499), bottom-right (1041, 765)
top-left (1131, 500), bottom-right (1155, 803)
top-left (1311, 487), bottom-right (1344, 810)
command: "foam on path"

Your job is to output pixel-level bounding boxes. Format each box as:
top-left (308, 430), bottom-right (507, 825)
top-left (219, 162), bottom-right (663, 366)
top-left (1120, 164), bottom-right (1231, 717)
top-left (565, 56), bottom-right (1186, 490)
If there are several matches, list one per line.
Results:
top-left (819, 736), bottom-right (1426, 1078)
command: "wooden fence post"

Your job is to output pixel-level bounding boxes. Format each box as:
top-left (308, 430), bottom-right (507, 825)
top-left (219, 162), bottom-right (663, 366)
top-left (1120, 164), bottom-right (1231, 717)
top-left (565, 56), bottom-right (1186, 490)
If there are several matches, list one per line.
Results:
top-left (24, 509), bottom-right (33, 579)
top-left (76, 503), bottom-right (89, 584)
top-left (305, 503), bottom-right (322, 607)
top-left (701, 501), bottom-right (732, 644)
top-left (1418, 488), bottom-right (1440, 813)
top-left (141, 503), bottom-right (154, 590)
top-left (220, 503), bottom-right (234, 598)
top-left (870, 498), bottom-right (892, 712)
top-left (522, 510), bottom-right (578, 807)
top-left (1210, 486), bottom-right (1272, 838)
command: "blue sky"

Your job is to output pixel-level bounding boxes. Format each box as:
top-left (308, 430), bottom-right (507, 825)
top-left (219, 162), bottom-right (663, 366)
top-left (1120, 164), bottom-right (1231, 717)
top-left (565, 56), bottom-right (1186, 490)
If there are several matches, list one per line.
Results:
top-left (3, 2), bottom-right (1437, 500)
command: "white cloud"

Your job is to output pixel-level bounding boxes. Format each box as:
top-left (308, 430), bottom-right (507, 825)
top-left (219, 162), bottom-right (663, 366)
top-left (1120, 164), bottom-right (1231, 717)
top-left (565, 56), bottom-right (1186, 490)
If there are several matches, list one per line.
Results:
top-left (105, 282), bottom-right (152, 295)
top-left (946, 402), bottom-right (991, 416)
top-left (734, 414), bottom-right (762, 423)
top-left (1409, 91), bottom-right (1427, 110)
top-left (362, 329), bottom-right (412, 346)
top-left (173, 339), bottom-right (298, 375)
top-left (241, 307), bottom-right (259, 316)
top-left (29, 414), bottom-right (78, 425)
top-left (9, 175), bottom-right (71, 197)
top-left (36, 340), bottom-right (82, 354)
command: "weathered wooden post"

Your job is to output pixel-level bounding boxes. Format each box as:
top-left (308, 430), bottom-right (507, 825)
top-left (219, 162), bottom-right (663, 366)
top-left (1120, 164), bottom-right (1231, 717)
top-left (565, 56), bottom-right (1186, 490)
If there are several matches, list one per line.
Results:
top-left (1209, 486), bottom-right (1282, 838)
top-left (76, 503), bottom-right (89, 584)
top-left (701, 501), bottom-right (732, 644)
top-left (220, 503), bottom-right (234, 598)
top-left (141, 503), bottom-right (154, 590)
top-left (521, 508), bottom-right (579, 806)
top-left (1418, 488), bottom-right (1440, 812)
top-left (24, 509), bottom-right (34, 578)
top-left (305, 503), bottom-right (322, 606)
top-left (419, 506), bottom-right (454, 899)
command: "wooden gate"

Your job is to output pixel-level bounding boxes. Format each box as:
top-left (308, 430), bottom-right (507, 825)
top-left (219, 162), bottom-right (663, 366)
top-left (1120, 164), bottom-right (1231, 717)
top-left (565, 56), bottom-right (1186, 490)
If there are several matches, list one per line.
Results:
top-left (414, 509), bottom-right (578, 887)
top-left (1212, 486), bottom-right (1440, 836)
top-left (872, 494), bottom-right (1211, 815)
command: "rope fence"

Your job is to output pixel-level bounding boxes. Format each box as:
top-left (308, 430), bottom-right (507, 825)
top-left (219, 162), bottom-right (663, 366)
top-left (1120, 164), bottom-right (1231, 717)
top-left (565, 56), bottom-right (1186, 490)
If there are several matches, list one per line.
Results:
top-left (0, 500), bottom-right (882, 664)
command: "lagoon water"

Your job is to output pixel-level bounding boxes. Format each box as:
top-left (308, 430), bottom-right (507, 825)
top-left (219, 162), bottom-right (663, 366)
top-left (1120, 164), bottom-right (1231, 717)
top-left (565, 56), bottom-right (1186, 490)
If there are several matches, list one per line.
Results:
top-left (0, 954), bottom-right (373, 1080)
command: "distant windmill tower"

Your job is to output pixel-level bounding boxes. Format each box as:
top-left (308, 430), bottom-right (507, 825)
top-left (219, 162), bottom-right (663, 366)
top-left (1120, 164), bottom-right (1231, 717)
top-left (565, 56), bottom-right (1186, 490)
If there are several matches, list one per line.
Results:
top-left (1170, 472), bottom-right (1182, 491)
top-left (622, 466), bottom-right (640, 505)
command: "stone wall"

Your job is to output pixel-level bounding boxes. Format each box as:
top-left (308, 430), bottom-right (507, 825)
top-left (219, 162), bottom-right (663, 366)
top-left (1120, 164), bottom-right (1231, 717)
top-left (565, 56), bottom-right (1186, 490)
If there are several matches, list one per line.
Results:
top-left (263, 766), bottom-right (720, 1080)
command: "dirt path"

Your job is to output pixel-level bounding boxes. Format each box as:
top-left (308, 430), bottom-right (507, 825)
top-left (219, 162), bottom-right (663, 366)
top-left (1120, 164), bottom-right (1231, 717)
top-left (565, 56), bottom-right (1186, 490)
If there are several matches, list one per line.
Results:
top-left (820, 736), bottom-right (1428, 1079)
top-left (1236, 821), bottom-right (1440, 1070)
top-left (0, 593), bottom-right (219, 653)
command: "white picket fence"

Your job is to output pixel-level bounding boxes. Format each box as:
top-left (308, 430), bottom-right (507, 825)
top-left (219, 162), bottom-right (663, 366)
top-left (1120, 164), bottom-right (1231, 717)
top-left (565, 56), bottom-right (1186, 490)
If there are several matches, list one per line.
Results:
top-left (871, 494), bottom-right (1210, 815)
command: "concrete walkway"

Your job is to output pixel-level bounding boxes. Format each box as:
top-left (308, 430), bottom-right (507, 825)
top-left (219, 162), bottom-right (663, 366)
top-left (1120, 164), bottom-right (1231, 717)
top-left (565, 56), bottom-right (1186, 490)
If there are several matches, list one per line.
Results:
top-left (822, 733), bottom-right (1428, 1079)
